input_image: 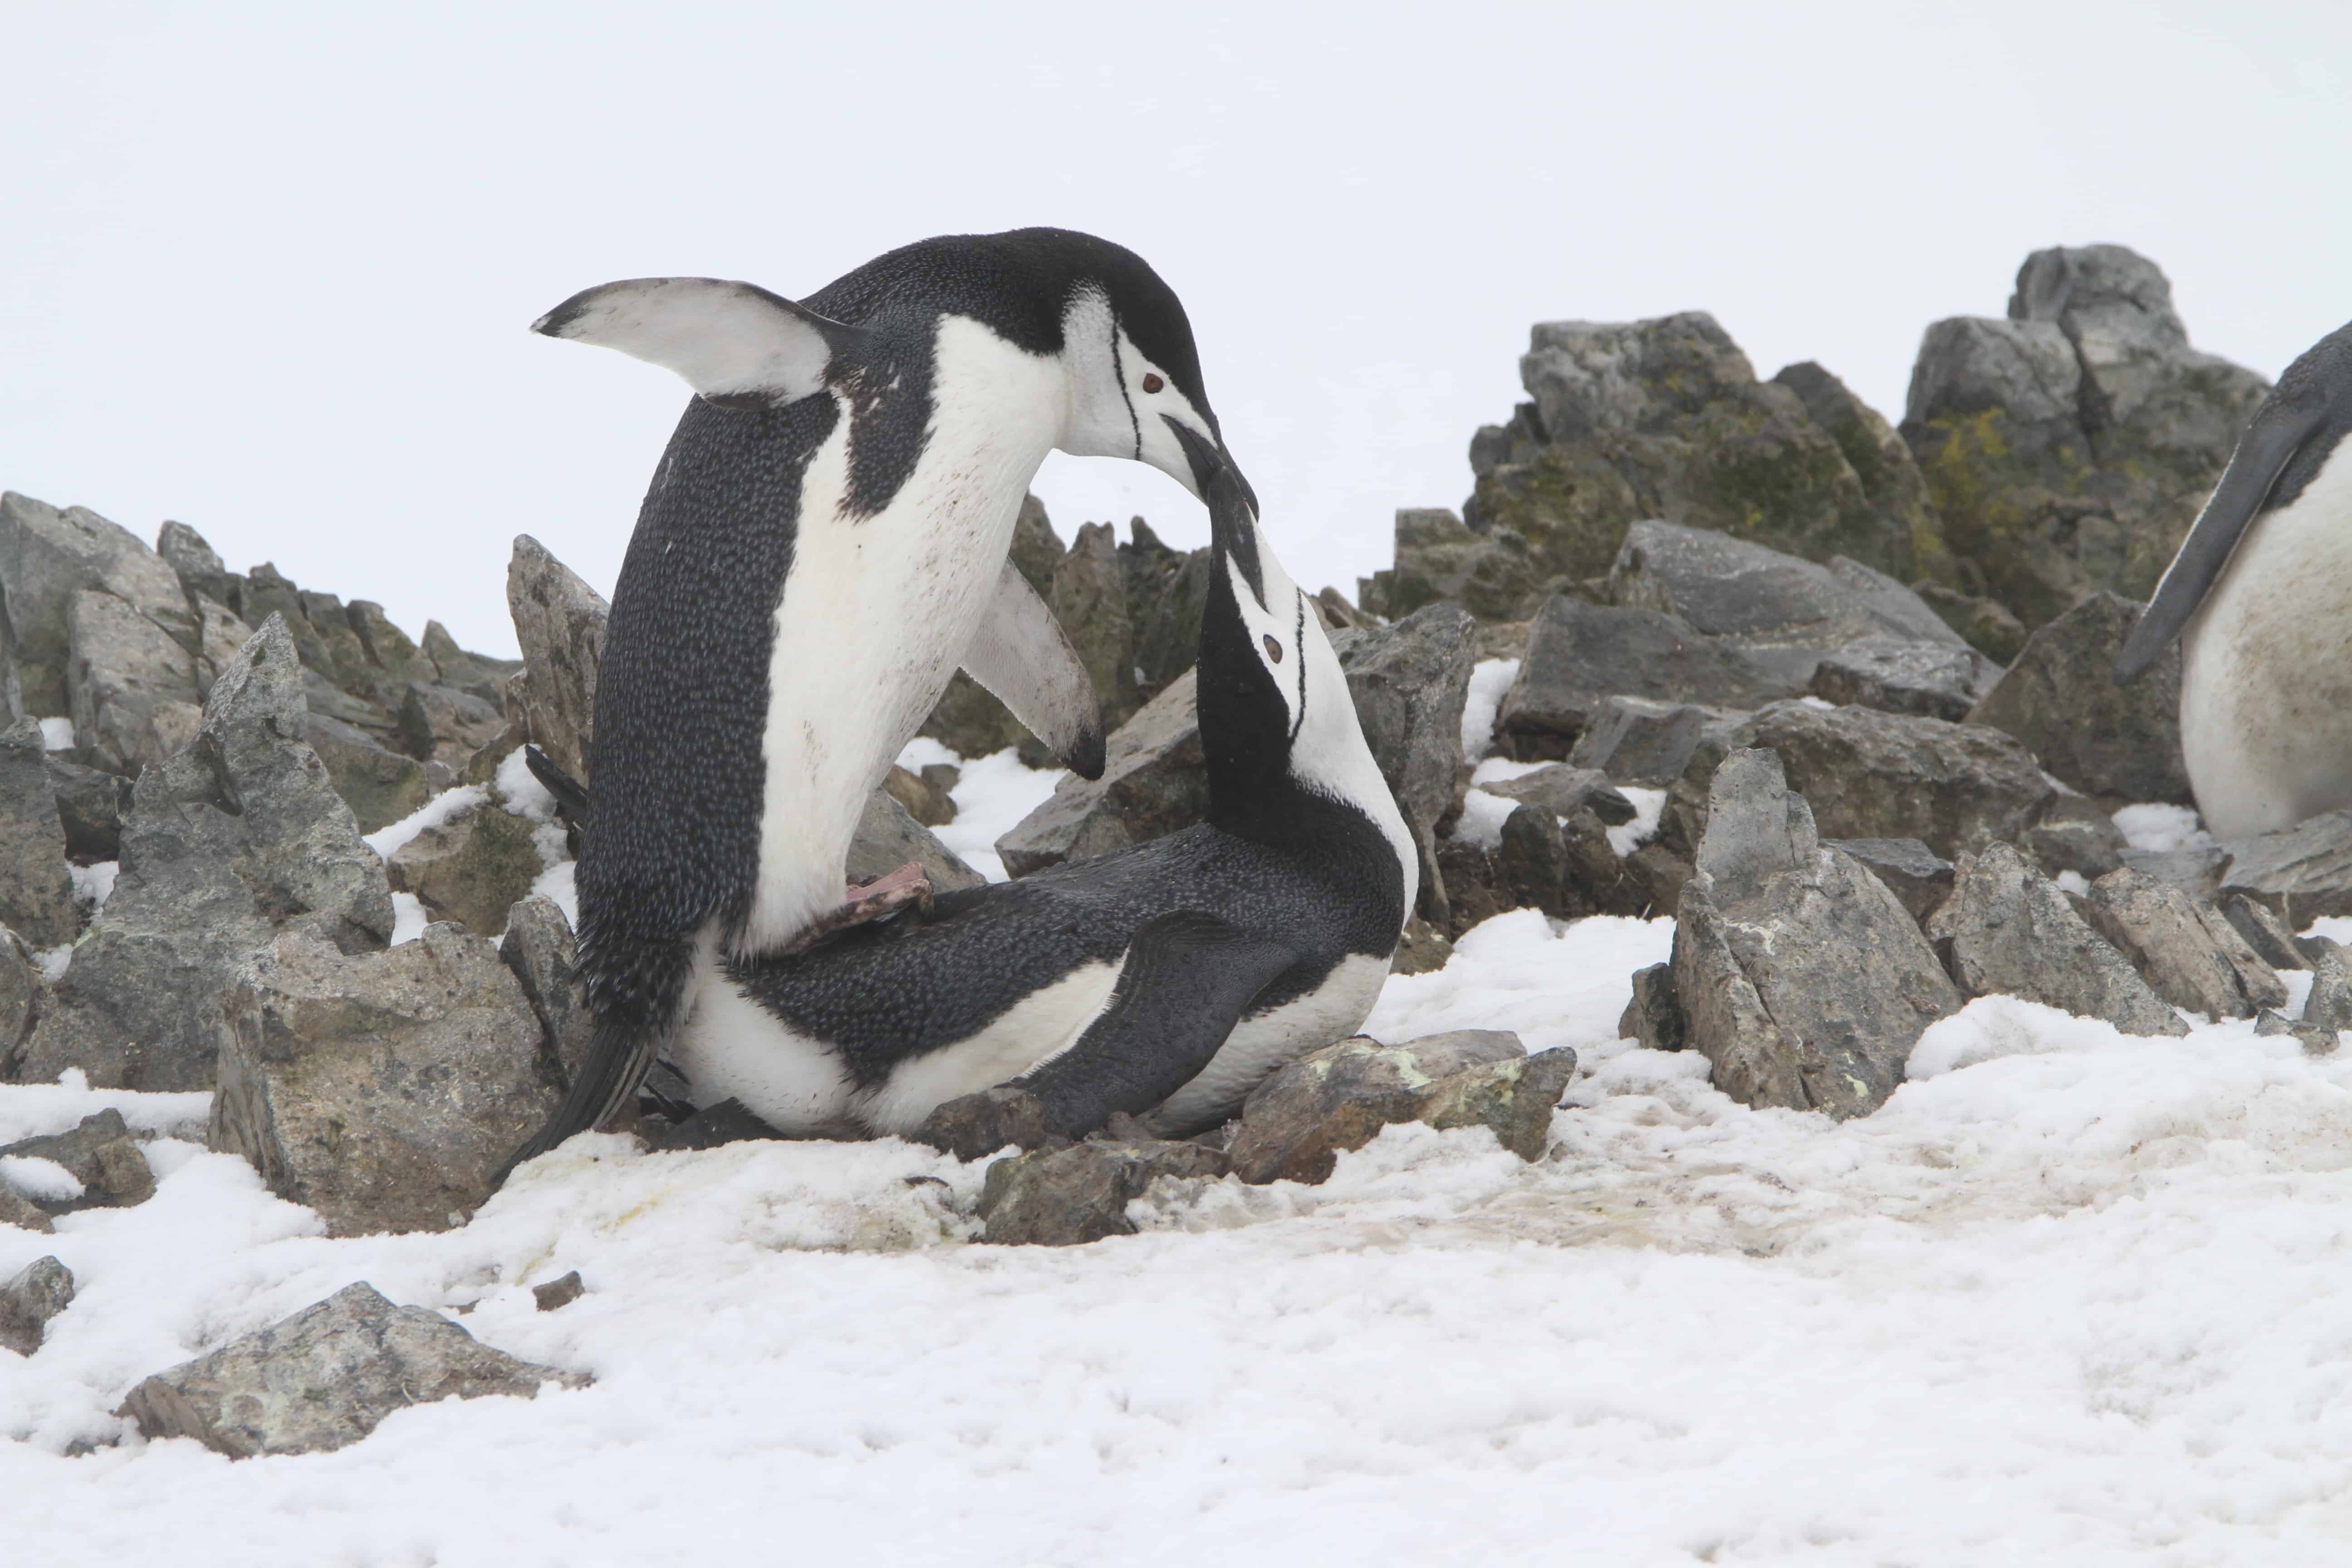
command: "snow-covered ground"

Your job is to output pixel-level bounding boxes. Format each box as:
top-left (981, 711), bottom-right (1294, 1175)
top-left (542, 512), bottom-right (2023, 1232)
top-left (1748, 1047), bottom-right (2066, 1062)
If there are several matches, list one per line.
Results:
top-left (8, 753), bottom-right (2352, 1563)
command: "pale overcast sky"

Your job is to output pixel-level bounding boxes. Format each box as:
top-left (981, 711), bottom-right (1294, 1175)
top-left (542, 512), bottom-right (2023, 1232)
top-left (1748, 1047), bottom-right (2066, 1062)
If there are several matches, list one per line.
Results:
top-left (7, 2), bottom-right (2347, 655)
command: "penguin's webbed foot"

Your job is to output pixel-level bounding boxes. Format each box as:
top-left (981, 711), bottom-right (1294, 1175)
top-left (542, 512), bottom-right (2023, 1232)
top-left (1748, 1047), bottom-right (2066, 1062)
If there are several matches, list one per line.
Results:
top-left (782, 862), bottom-right (934, 954)
top-left (914, 1086), bottom-right (1069, 1162)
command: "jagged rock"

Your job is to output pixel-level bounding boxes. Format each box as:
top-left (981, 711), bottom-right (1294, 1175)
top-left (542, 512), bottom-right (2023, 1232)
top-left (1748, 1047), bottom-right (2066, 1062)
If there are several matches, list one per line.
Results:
top-left (0, 1256), bottom-right (73, 1356)
top-left (2083, 867), bottom-right (2287, 1019)
top-left (978, 1138), bottom-right (1231, 1246)
top-left (1367, 506), bottom-right (1547, 622)
top-left (0, 1108), bottom-right (155, 1212)
top-left (847, 789), bottom-right (984, 893)
top-left (418, 620), bottom-right (522, 704)
top-left (65, 588), bottom-right (202, 776)
top-left (344, 601), bottom-right (437, 698)
top-left (1496, 598), bottom-right (1785, 758)
top-left (1227, 1029), bottom-right (1533, 1184)
top-left (1927, 843), bottom-right (2188, 1035)
top-left (1122, 520), bottom-right (1210, 702)
top-left (1770, 361), bottom-right (1945, 577)
top-left (1568, 695), bottom-right (1749, 786)
top-left (1914, 583), bottom-right (2031, 664)
top-left (1391, 916), bottom-right (1453, 975)
top-left (1330, 603), bottom-right (1477, 925)
top-left (118, 1281), bottom-right (588, 1457)
top-left (1619, 963), bottom-right (1686, 1052)
top-left (156, 520), bottom-right (232, 608)
top-left (1051, 522), bottom-right (1141, 731)
top-left (532, 1272), bottom-right (585, 1312)
top-left (0, 719), bottom-right (78, 946)
top-left (0, 928), bottom-right (43, 1066)
top-left (2026, 794), bottom-right (2131, 881)
top-left (1824, 838), bottom-right (1955, 923)
top-left (295, 589), bottom-right (377, 696)
top-left (190, 596), bottom-right (255, 699)
top-left (882, 764), bottom-right (956, 828)
top-left (1671, 750), bottom-right (1960, 1117)
top-left (500, 894), bottom-right (594, 1093)
top-left (997, 671), bottom-right (1207, 877)
top-left (45, 754), bottom-right (130, 862)
top-left (1808, 636), bottom-right (1999, 721)
top-left (2217, 808), bottom-right (2352, 926)
top-left (1498, 801), bottom-right (1640, 919)
top-left (1966, 592), bottom-right (2189, 804)
top-left (210, 925), bottom-right (558, 1235)
top-left (386, 797), bottom-right (542, 936)
top-left (1672, 701), bottom-right (2053, 864)
top-left (2254, 1009), bottom-right (2338, 1056)
top-left (0, 492), bottom-right (194, 717)
top-left (2221, 893), bottom-right (2305, 971)
top-left (1903, 247), bottom-right (2269, 630)
top-left (1412, 1046), bottom-right (1580, 1158)
top-left (1479, 763), bottom-right (1636, 825)
top-left (2120, 844), bottom-right (2226, 905)
top-left (1606, 519), bottom-right (1967, 689)
top-left (10, 618), bottom-right (392, 1091)
top-left (0, 1185), bottom-right (50, 1233)
top-left (505, 535), bottom-right (608, 786)
top-left (398, 682), bottom-right (507, 769)
top-left (2298, 936), bottom-right (2352, 1032)
top-left (235, 564), bottom-right (336, 679)
top-left (305, 712), bottom-right (429, 834)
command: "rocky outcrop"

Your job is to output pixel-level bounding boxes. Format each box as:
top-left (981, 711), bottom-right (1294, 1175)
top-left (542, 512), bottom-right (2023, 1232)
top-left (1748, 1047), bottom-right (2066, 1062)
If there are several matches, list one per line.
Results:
top-left (0, 719), bottom-right (78, 947)
top-left (1927, 843), bottom-right (2189, 1035)
top-left (1329, 603), bottom-right (1477, 924)
top-left (1965, 591), bottom-right (2189, 804)
top-left (506, 535), bottom-right (608, 787)
top-left (386, 796), bottom-right (544, 936)
top-left (1568, 696), bottom-right (1748, 785)
top-left (1496, 598), bottom-right (1785, 758)
top-left (499, 894), bottom-right (595, 1095)
top-left (1807, 637), bottom-right (1999, 722)
top-left (1, 492), bottom-right (194, 721)
top-left (118, 1281), bottom-right (587, 1457)
top-left (304, 712), bottom-right (429, 834)
top-left (2084, 867), bottom-right (2287, 1020)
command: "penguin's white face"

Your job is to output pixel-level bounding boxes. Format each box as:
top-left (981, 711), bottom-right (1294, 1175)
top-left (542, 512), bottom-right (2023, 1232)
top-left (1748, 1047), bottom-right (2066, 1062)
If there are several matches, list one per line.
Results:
top-left (1215, 515), bottom-right (1382, 811)
top-left (1058, 289), bottom-right (1222, 498)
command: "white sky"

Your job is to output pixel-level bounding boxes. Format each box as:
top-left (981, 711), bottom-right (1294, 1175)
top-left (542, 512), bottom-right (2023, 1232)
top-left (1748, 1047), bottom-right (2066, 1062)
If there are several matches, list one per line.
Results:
top-left (8, 1), bottom-right (2348, 657)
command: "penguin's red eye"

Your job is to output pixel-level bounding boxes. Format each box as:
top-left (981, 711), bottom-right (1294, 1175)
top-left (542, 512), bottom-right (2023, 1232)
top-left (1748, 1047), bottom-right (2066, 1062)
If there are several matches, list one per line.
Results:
top-left (1142, 373), bottom-right (1164, 394)
top-left (1264, 634), bottom-right (1283, 663)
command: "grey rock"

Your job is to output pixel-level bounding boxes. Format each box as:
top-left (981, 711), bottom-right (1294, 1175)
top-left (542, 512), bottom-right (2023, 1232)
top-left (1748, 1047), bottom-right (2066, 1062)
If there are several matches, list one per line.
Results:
top-left (1915, 583), bottom-right (2032, 665)
top-left (397, 682), bottom-right (507, 769)
top-left (1228, 1029), bottom-right (1529, 1184)
top-left (2085, 867), bottom-right (2288, 1019)
top-left (343, 601), bottom-right (436, 699)
top-left (156, 520), bottom-right (231, 608)
top-left (1121, 520), bottom-right (1211, 703)
top-left (0, 1255), bottom-right (74, 1357)
top-left (500, 894), bottom-right (594, 1094)
top-left (0, 1108), bottom-right (155, 1212)
top-left (46, 753), bottom-right (131, 862)
top-left (2298, 936), bottom-right (2352, 1031)
top-left (1390, 915), bottom-right (1454, 976)
top-left (1372, 506), bottom-right (1547, 622)
top-left (1498, 800), bottom-right (1642, 920)
top-left (1966, 592), bottom-right (2189, 804)
top-left (117, 1281), bottom-right (587, 1457)
top-left (997, 670), bottom-right (1206, 877)
top-left (1480, 763), bottom-right (1636, 826)
top-left (1496, 597), bottom-right (1786, 758)
top-left (0, 1184), bottom-right (50, 1233)
top-left (1330, 603), bottom-right (1476, 925)
top-left (386, 797), bottom-right (543, 937)
top-left (1927, 843), bottom-right (2189, 1035)
top-left (1052, 522), bottom-right (1141, 731)
top-left (190, 596), bottom-right (255, 699)
top-left (296, 590), bottom-right (377, 696)
top-left (2119, 844), bottom-right (2226, 905)
top-left (419, 620), bottom-right (523, 704)
top-left (2221, 893), bottom-right (2306, 971)
top-left (209, 924), bottom-right (559, 1235)
top-left (1808, 635), bottom-right (1999, 721)
top-left (1619, 963), bottom-right (1687, 1052)
top-left (1770, 361), bottom-right (1942, 572)
top-left (2026, 794), bottom-right (2131, 881)
top-left (532, 1271), bottom-right (585, 1313)
top-left (1408, 1047), bottom-right (1580, 1159)
top-left (2218, 809), bottom-right (2352, 926)
top-left (1824, 838), bottom-right (1956, 923)
top-left (2254, 1009), bottom-right (2338, 1057)
top-left (847, 789), bottom-right (984, 893)
top-left (0, 719), bottom-right (78, 946)
top-left (882, 763), bottom-right (956, 828)
top-left (0, 492), bottom-right (194, 717)
top-left (978, 1138), bottom-right (1231, 1246)
top-left (65, 588), bottom-right (202, 776)
top-left (10, 617), bottom-right (391, 1091)
top-left (505, 536), bottom-right (608, 787)
top-left (1568, 695), bottom-right (1749, 786)
top-left (1672, 749), bottom-right (1961, 1117)
top-left (306, 711), bottom-right (429, 834)
top-left (0, 927), bottom-right (43, 1066)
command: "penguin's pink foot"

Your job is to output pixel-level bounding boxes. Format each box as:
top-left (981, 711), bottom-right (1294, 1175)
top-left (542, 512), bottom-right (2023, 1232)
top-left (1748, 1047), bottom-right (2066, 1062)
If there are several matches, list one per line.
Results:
top-left (782, 862), bottom-right (933, 953)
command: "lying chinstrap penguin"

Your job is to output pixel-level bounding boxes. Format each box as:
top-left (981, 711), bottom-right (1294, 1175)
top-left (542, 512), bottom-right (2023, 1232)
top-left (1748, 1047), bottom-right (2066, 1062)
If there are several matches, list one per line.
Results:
top-left (515, 425), bottom-right (1415, 1167)
top-left (2116, 317), bottom-right (2352, 839)
top-left (500, 230), bottom-right (1249, 1178)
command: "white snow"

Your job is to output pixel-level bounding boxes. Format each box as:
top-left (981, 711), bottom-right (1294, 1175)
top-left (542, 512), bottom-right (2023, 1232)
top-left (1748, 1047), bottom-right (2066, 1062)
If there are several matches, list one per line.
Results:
top-left (67, 860), bottom-right (116, 917)
top-left (490, 746), bottom-right (556, 821)
top-left (363, 784), bottom-right (487, 861)
top-left (921, 745), bottom-right (1067, 883)
top-left (387, 891), bottom-right (431, 947)
top-left (2113, 801), bottom-right (2216, 855)
top-left (1460, 657), bottom-right (1519, 761)
top-left (1606, 785), bottom-right (1666, 858)
top-left (0, 1156), bottom-right (84, 1205)
top-left (37, 717), bottom-right (74, 751)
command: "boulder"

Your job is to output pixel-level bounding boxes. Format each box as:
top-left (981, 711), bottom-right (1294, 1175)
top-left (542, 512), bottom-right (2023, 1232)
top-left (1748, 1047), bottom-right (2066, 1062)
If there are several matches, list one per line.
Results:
top-left (0, 719), bottom-right (78, 947)
top-left (306, 712), bottom-right (430, 834)
top-left (0, 1185), bottom-right (50, 1234)
top-left (1051, 522), bottom-right (1141, 730)
top-left (418, 620), bottom-right (522, 704)
top-left (397, 682), bottom-right (507, 769)
top-left (1769, 361), bottom-right (1944, 576)
top-left (2298, 936), bottom-right (2352, 1032)
top-left (65, 588), bottom-right (203, 776)
top-left (996, 671), bottom-right (1207, 877)
top-left (1619, 963), bottom-right (1686, 1052)
top-left (882, 763), bottom-right (956, 828)
top-left (2084, 867), bottom-right (2288, 1019)
top-left (344, 600), bottom-right (438, 699)
top-left (45, 754), bottom-right (131, 862)
top-left (1329, 603), bottom-right (1477, 925)
top-left (505, 535), bottom-right (608, 786)
top-left (847, 789), bottom-right (984, 893)
top-left (1478, 763), bottom-right (1636, 825)
top-left (1567, 695), bottom-right (1749, 786)
top-left (978, 1137), bottom-right (1231, 1246)
top-left (1366, 506), bottom-right (1547, 622)
top-left (156, 520), bottom-right (233, 608)
top-left (0, 1256), bottom-right (73, 1357)
top-left (1497, 801), bottom-right (1641, 919)
top-left (1808, 636), bottom-right (1999, 721)
top-left (209, 924), bottom-right (559, 1235)
top-left (2220, 893), bottom-right (2305, 971)
top-left (1121, 519), bottom-right (1211, 702)
top-left (533, 1272), bottom-right (585, 1312)
top-left (1926, 843), bottom-right (2189, 1035)
top-left (0, 492), bottom-right (194, 717)
top-left (2216, 809), bottom-right (2352, 926)
top-left (1915, 583), bottom-right (2031, 665)
top-left (0, 1108), bottom-right (156, 1213)
top-left (1671, 749), bottom-right (1960, 1117)
top-left (1496, 597), bottom-right (1786, 758)
top-left (2025, 793), bottom-right (2131, 881)
top-left (117, 1281), bottom-right (587, 1458)
top-left (2254, 1009), bottom-right (2339, 1057)
top-left (386, 797), bottom-right (544, 936)
top-left (1390, 916), bottom-right (1454, 976)
top-left (190, 596), bottom-right (255, 698)
top-left (500, 894), bottom-right (595, 1093)
top-left (1965, 591), bottom-right (2190, 804)
top-left (1823, 837), bottom-right (1955, 923)
top-left (10, 618), bottom-right (394, 1091)
top-left (0, 928), bottom-right (43, 1065)
top-left (1226, 1029), bottom-right (1544, 1184)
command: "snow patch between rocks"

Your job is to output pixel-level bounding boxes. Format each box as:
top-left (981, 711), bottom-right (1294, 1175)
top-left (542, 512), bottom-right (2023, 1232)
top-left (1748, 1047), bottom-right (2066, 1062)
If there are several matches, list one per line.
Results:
top-left (1460, 657), bottom-right (1519, 762)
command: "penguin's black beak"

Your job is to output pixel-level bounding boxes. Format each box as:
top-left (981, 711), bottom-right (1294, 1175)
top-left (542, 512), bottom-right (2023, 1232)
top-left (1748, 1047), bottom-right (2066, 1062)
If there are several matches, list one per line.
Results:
top-left (1165, 415), bottom-right (1256, 516)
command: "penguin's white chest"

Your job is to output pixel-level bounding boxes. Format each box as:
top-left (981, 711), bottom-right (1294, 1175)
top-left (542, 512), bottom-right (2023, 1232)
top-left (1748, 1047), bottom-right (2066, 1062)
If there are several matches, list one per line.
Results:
top-left (2180, 441), bottom-right (2352, 839)
top-left (743, 318), bottom-right (1065, 951)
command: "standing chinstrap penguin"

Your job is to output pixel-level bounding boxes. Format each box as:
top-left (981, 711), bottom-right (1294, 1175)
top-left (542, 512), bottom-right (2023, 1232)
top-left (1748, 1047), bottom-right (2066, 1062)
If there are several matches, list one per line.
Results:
top-left (501, 230), bottom-right (1248, 1178)
top-left (2116, 319), bottom-right (2352, 840)
top-left (595, 426), bottom-right (1414, 1158)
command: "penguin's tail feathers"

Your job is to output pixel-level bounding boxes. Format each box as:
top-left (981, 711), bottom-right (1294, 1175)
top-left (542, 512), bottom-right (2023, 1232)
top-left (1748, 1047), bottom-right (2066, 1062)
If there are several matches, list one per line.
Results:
top-left (493, 1014), bottom-right (664, 1191)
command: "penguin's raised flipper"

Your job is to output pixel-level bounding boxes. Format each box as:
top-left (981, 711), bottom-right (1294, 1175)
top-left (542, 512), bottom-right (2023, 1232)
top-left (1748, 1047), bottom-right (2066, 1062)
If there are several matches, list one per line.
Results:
top-left (959, 563), bottom-right (1109, 779)
top-left (919, 911), bottom-right (1296, 1156)
top-left (532, 278), bottom-right (869, 409)
top-left (2117, 401), bottom-right (2327, 683)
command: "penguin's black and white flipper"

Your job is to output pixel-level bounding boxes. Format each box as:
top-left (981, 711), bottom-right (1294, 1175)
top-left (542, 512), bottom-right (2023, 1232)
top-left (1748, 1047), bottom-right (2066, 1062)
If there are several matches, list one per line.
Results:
top-left (917, 911), bottom-right (1297, 1159)
top-left (532, 277), bottom-right (871, 410)
top-left (2116, 397), bottom-right (2327, 683)
top-left (959, 563), bottom-right (1108, 779)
